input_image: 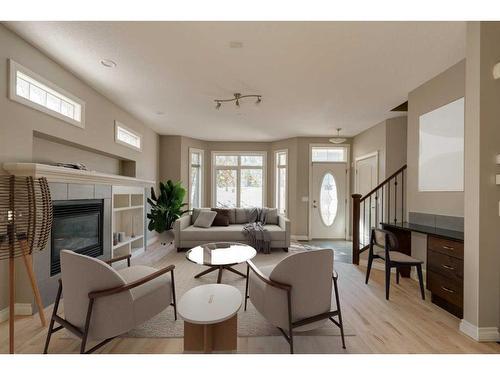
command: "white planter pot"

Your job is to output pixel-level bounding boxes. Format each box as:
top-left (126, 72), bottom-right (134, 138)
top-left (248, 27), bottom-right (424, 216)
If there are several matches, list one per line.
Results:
top-left (158, 229), bottom-right (175, 247)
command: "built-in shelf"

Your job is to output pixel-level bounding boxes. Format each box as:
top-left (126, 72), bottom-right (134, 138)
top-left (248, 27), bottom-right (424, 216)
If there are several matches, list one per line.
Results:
top-left (112, 186), bottom-right (145, 257)
top-left (113, 234), bottom-right (144, 250)
top-left (113, 205), bottom-right (144, 212)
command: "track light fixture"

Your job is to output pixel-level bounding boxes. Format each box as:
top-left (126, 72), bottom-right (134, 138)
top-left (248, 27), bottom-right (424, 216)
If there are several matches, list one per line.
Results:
top-left (214, 93), bottom-right (262, 110)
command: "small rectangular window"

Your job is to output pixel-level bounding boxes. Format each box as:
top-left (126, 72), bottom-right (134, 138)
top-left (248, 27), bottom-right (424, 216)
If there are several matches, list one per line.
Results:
top-left (115, 121), bottom-right (142, 151)
top-left (9, 59), bottom-right (85, 128)
top-left (311, 146), bottom-right (346, 162)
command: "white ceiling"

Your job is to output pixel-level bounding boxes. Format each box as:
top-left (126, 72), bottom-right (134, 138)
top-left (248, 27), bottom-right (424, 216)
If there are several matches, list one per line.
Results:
top-left (5, 21), bottom-right (466, 141)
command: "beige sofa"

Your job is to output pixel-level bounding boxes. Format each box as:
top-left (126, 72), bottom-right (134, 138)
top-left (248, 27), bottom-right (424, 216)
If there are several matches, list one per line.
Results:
top-left (174, 207), bottom-right (291, 251)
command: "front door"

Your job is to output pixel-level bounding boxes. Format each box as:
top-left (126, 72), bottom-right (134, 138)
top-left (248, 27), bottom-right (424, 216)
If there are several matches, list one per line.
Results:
top-left (310, 162), bottom-right (347, 239)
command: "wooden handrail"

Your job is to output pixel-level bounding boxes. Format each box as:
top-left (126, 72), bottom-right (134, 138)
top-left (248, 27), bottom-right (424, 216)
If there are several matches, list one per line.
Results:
top-left (352, 164), bottom-right (407, 265)
top-left (360, 165), bottom-right (407, 202)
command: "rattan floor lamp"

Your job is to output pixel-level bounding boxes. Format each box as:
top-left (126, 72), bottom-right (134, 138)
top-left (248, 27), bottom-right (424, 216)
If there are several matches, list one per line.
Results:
top-left (0, 175), bottom-right (52, 354)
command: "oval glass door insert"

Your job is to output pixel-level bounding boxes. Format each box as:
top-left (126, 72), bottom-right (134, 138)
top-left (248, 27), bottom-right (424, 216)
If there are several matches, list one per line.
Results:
top-left (320, 173), bottom-right (338, 226)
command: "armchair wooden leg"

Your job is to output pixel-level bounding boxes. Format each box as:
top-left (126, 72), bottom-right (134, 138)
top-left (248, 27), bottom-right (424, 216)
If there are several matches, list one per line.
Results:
top-left (332, 274), bottom-right (346, 349)
top-left (365, 253), bottom-right (373, 284)
top-left (244, 264), bottom-right (250, 311)
top-left (171, 269), bottom-right (177, 320)
top-left (385, 266), bottom-right (391, 300)
top-left (416, 264), bottom-right (425, 300)
top-left (80, 298), bottom-right (95, 354)
top-left (396, 268), bottom-right (400, 284)
top-left (43, 280), bottom-right (63, 354)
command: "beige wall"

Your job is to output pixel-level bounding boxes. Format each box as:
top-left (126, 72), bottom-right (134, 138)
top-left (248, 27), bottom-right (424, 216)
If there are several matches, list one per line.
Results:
top-left (32, 135), bottom-right (122, 175)
top-left (0, 25), bottom-right (160, 311)
top-left (385, 117), bottom-right (408, 177)
top-left (406, 60), bottom-right (465, 218)
top-left (462, 22), bottom-right (500, 336)
top-left (158, 135), bottom-right (352, 237)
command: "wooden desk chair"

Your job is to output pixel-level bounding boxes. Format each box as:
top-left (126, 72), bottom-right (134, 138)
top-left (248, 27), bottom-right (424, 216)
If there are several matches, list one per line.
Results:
top-left (365, 228), bottom-right (425, 301)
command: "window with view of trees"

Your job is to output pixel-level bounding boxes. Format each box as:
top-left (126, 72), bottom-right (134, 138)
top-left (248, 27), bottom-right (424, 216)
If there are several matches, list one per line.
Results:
top-left (212, 152), bottom-right (266, 208)
top-left (189, 149), bottom-right (204, 209)
top-left (275, 150), bottom-right (287, 215)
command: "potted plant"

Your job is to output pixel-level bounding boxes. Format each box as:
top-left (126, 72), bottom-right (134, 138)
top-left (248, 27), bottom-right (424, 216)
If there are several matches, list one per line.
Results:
top-left (147, 180), bottom-right (189, 246)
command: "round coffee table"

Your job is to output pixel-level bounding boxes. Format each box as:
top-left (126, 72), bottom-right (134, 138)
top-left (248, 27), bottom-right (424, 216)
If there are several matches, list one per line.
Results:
top-left (178, 284), bottom-right (242, 353)
top-left (186, 242), bottom-right (257, 283)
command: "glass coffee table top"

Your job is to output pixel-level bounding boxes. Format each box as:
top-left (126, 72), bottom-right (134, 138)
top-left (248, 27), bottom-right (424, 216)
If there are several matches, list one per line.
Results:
top-left (186, 242), bottom-right (257, 283)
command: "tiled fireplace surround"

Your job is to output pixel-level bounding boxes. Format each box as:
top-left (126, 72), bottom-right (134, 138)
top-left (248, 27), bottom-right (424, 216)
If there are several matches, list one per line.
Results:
top-left (34, 182), bottom-right (112, 308)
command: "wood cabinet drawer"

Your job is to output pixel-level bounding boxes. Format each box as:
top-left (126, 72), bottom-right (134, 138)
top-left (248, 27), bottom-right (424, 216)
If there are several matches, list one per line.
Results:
top-left (427, 270), bottom-right (463, 307)
top-left (427, 249), bottom-right (463, 280)
top-left (428, 236), bottom-right (463, 259)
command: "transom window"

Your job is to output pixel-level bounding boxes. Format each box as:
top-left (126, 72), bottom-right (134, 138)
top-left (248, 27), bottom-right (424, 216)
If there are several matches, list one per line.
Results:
top-left (9, 59), bottom-right (85, 128)
top-left (189, 149), bottom-right (204, 209)
top-left (212, 152), bottom-right (266, 208)
top-left (115, 121), bottom-right (142, 151)
top-left (311, 146), bottom-right (346, 162)
top-left (275, 150), bottom-right (288, 215)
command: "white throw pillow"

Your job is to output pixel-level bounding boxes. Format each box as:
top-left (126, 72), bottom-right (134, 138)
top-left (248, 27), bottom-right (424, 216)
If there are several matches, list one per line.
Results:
top-left (193, 210), bottom-right (217, 228)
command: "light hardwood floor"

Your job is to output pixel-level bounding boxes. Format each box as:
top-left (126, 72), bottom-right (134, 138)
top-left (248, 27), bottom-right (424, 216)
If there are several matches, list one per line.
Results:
top-left (1, 243), bottom-right (499, 354)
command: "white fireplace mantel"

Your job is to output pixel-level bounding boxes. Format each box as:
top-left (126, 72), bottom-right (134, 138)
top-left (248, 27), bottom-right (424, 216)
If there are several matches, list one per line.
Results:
top-left (3, 163), bottom-right (155, 187)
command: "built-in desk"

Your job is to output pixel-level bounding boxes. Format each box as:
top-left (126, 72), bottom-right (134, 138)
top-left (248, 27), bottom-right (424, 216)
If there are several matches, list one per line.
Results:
top-left (380, 221), bottom-right (464, 318)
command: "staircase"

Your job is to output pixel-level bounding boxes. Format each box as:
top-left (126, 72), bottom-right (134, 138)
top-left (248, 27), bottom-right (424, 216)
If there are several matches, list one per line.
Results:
top-left (351, 165), bottom-right (407, 264)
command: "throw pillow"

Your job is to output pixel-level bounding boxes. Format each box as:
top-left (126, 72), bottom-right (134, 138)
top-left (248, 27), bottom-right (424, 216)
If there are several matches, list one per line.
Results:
top-left (191, 208), bottom-right (211, 224)
top-left (266, 208), bottom-right (279, 224)
top-left (193, 210), bottom-right (217, 228)
top-left (211, 208), bottom-right (230, 226)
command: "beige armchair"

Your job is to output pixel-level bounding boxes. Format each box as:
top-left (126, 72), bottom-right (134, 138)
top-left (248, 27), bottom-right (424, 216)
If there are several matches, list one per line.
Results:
top-left (43, 250), bottom-right (177, 354)
top-left (245, 249), bottom-right (346, 353)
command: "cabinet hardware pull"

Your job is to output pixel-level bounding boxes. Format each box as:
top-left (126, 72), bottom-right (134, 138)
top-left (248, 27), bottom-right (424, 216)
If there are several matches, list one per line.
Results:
top-left (441, 264), bottom-right (455, 270)
top-left (442, 245), bottom-right (454, 250)
top-left (441, 286), bottom-right (455, 293)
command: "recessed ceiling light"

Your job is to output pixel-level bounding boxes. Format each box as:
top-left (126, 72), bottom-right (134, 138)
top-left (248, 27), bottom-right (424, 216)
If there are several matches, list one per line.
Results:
top-left (100, 59), bottom-right (117, 68)
top-left (229, 41), bottom-right (243, 48)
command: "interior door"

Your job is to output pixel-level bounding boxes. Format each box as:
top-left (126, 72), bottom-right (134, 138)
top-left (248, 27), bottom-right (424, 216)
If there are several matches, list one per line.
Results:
top-left (355, 154), bottom-right (379, 243)
top-left (355, 154), bottom-right (378, 195)
top-left (310, 162), bottom-right (347, 239)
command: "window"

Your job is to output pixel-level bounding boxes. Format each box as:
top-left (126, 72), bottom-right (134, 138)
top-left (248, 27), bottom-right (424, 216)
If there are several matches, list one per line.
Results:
top-left (8, 59), bottom-right (85, 128)
top-left (311, 146), bottom-right (346, 162)
top-left (212, 152), bottom-right (266, 208)
top-left (275, 150), bottom-right (288, 215)
top-left (320, 173), bottom-right (338, 226)
top-left (115, 121), bottom-right (142, 151)
top-left (189, 149), bottom-right (204, 209)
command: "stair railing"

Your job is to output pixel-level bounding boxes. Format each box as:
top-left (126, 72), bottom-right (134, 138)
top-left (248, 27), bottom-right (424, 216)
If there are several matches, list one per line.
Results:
top-left (351, 164), bottom-right (407, 265)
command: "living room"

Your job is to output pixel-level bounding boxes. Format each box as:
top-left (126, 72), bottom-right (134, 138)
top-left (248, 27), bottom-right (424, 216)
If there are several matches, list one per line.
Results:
top-left (1, 1), bottom-right (500, 374)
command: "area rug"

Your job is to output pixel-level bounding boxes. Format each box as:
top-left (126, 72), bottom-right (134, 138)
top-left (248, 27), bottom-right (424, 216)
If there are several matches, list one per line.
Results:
top-left (125, 242), bottom-right (354, 338)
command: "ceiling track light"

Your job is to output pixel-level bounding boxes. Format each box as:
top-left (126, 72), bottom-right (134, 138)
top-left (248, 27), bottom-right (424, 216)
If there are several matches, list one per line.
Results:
top-left (214, 93), bottom-right (262, 110)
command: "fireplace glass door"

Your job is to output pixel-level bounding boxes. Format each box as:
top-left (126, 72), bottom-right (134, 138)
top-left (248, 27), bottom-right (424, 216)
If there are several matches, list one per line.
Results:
top-left (51, 200), bottom-right (104, 275)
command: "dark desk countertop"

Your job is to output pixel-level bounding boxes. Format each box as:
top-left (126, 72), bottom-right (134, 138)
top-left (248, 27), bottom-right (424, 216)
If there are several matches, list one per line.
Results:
top-left (380, 222), bottom-right (464, 242)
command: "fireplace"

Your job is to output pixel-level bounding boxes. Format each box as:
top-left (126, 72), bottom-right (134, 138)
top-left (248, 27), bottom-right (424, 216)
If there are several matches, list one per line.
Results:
top-left (51, 199), bottom-right (104, 276)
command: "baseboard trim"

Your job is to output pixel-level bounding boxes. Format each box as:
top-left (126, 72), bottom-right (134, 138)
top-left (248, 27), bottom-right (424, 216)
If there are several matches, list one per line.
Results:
top-left (291, 235), bottom-right (308, 241)
top-left (459, 320), bottom-right (500, 342)
top-left (0, 303), bottom-right (33, 323)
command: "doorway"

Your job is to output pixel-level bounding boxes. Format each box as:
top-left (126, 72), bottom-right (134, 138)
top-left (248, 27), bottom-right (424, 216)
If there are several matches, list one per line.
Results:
top-left (354, 151), bottom-right (379, 244)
